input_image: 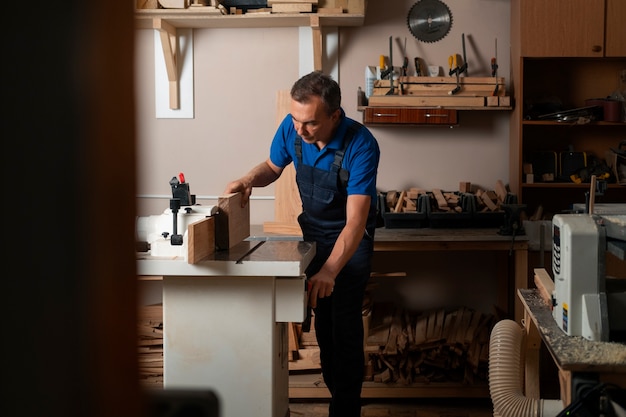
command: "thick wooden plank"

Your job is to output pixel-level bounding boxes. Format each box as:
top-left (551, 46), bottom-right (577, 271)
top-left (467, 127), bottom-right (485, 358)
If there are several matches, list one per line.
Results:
top-left (368, 95), bottom-right (486, 108)
top-left (187, 216), bottom-right (215, 264)
top-left (264, 90), bottom-right (302, 235)
top-left (272, 3), bottom-right (313, 13)
top-left (534, 268), bottom-right (555, 305)
top-left (215, 192), bottom-right (250, 250)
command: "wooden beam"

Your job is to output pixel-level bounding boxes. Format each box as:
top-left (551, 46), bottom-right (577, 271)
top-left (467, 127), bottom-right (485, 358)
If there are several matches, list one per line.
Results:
top-left (310, 15), bottom-right (322, 71)
top-left (153, 18), bottom-right (180, 109)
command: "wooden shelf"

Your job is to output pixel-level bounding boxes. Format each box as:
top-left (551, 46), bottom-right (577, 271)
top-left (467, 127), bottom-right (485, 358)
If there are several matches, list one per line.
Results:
top-left (135, 8), bottom-right (365, 109)
top-left (522, 120), bottom-right (626, 127)
top-left (521, 183), bottom-right (625, 189)
top-left (135, 9), bottom-right (365, 29)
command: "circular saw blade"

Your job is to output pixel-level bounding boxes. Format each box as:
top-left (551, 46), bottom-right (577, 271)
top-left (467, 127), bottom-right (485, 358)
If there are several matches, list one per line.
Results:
top-left (407, 0), bottom-right (452, 43)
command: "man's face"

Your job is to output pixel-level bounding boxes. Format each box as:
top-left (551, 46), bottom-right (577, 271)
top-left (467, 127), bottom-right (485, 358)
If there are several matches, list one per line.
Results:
top-left (290, 95), bottom-right (339, 149)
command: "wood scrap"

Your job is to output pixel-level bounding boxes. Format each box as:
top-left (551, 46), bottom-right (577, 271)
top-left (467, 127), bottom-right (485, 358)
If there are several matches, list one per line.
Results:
top-left (138, 304), bottom-right (164, 387)
top-left (385, 188), bottom-right (426, 213)
top-left (365, 305), bottom-right (495, 385)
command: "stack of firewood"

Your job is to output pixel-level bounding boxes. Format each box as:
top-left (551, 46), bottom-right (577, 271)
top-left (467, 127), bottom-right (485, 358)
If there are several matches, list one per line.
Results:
top-left (137, 304), bottom-right (164, 387)
top-left (364, 304), bottom-right (495, 385)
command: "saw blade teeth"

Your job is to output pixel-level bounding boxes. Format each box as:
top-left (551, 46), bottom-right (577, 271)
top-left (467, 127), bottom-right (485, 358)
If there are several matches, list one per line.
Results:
top-left (407, 0), bottom-right (453, 43)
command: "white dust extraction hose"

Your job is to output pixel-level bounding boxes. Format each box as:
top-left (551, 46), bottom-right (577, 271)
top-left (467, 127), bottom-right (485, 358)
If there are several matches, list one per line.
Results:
top-left (488, 319), bottom-right (563, 417)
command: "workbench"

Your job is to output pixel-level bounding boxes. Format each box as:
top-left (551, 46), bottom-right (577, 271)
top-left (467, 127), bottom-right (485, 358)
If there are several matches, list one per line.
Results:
top-left (137, 240), bottom-right (315, 417)
top-left (371, 227), bottom-right (528, 323)
top-left (518, 288), bottom-right (626, 406)
top-left (273, 227), bottom-right (529, 399)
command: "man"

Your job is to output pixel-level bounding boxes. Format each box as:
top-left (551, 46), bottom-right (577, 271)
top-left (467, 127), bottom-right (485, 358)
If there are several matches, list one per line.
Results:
top-left (224, 71), bottom-right (380, 417)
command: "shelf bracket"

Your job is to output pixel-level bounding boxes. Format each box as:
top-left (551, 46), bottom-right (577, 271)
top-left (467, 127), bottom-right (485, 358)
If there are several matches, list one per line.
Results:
top-left (310, 15), bottom-right (322, 71)
top-left (153, 18), bottom-right (179, 110)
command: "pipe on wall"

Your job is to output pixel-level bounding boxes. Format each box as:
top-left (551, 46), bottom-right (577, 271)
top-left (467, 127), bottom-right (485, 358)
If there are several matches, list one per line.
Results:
top-left (488, 319), bottom-right (563, 417)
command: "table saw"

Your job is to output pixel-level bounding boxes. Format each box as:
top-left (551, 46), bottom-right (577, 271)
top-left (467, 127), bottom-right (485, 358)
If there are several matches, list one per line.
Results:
top-left (137, 239), bottom-right (314, 417)
top-left (136, 187), bottom-right (315, 417)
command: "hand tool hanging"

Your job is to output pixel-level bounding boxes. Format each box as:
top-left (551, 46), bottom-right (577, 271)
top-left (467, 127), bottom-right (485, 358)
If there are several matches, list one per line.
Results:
top-left (378, 36), bottom-right (395, 95)
top-left (402, 38), bottom-right (409, 76)
top-left (460, 33), bottom-right (468, 76)
top-left (448, 53), bottom-right (461, 95)
top-left (414, 57), bottom-right (422, 76)
top-left (491, 38), bottom-right (499, 96)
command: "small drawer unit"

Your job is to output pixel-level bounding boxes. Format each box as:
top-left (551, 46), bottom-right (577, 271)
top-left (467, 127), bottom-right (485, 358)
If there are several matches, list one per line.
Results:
top-left (364, 107), bottom-right (458, 125)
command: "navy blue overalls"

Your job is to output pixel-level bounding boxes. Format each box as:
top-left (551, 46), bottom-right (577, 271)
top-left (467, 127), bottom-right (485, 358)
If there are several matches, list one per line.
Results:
top-left (295, 121), bottom-right (376, 417)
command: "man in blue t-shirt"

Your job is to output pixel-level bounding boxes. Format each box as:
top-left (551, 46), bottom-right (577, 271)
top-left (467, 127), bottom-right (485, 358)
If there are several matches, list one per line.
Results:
top-left (225, 71), bottom-right (380, 417)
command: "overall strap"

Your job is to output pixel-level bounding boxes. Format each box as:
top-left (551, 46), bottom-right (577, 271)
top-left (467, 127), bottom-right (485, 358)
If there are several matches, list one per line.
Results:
top-left (295, 136), bottom-right (303, 165)
top-left (332, 121), bottom-right (362, 188)
top-left (331, 120), bottom-right (362, 173)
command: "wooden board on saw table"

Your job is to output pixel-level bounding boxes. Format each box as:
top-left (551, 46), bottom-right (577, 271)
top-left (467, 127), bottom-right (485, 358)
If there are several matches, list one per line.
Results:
top-left (215, 192), bottom-right (250, 250)
top-left (187, 216), bottom-right (215, 264)
top-left (264, 90), bottom-right (303, 236)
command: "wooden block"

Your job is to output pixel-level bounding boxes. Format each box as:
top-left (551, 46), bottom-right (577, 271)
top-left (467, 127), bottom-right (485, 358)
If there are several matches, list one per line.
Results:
top-left (406, 188), bottom-right (419, 199)
top-left (534, 268), bottom-right (555, 306)
top-left (215, 193), bottom-right (250, 250)
top-left (394, 190), bottom-right (406, 213)
top-left (499, 96), bottom-right (511, 107)
top-left (481, 191), bottom-right (498, 211)
top-left (487, 96), bottom-right (499, 107)
top-left (459, 181), bottom-right (471, 193)
top-left (403, 196), bottom-right (416, 211)
top-left (495, 180), bottom-right (508, 203)
top-left (318, 0), bottom-right (365, 13)
top-left (432, 189), bottom-right (448, 210)
top-left (272, 3), bottom-right (313, 13)
top-left (158, 0), bottom-right (187, 8)
top-left (317, 7), bottom-right (343, 13)
top-left (385, 190), bottom-right (397, 208)
top-left (187, 217), bottom-right (215, 264)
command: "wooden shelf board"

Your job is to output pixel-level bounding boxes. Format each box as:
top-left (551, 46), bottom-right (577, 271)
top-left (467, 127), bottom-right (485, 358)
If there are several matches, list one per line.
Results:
top-left (135, 10), bottom-right (364, 29)
top-left (522, 183), bottom-right (625, 189)
top-left (522, 120), bottom-right (626, 126)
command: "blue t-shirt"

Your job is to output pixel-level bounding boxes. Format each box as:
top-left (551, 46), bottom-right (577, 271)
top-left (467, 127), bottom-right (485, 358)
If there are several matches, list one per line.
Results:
top-left (269, 109), bottom-right (380, 206)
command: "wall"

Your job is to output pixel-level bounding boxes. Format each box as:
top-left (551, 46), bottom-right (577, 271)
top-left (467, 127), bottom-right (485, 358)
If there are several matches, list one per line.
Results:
top-left (135, 0), bottom-right (511, 224)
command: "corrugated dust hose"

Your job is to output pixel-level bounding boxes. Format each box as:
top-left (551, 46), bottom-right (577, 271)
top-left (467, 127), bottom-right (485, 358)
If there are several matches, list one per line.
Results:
top-left (488, 319), bottom-right (563, 417)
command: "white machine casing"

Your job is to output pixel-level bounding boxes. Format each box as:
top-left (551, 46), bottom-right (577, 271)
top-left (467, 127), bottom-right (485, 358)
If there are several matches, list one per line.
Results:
top-left (552, 214), bottom-right (608, 341)
top-left (136, 205), bottom-right (217, 259)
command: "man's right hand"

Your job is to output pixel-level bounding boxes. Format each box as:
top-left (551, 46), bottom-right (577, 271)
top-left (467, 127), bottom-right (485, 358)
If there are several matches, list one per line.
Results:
top-left (224, 179), bottom-right (252, 207)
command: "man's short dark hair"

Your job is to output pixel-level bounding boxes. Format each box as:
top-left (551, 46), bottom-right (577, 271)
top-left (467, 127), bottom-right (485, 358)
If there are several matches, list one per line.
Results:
top-left (290, 71), bottom-right (341, 116)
